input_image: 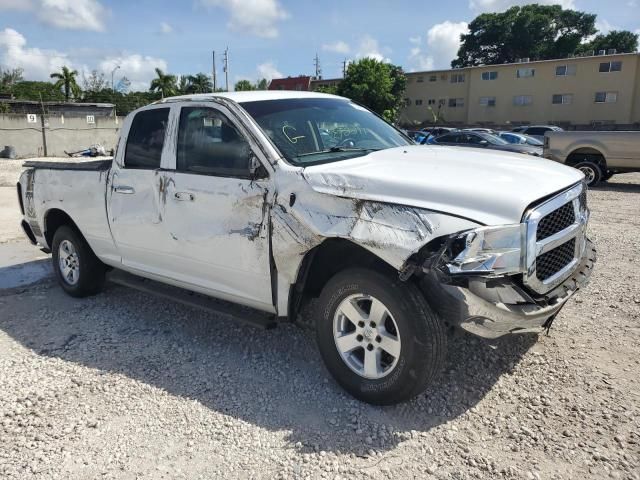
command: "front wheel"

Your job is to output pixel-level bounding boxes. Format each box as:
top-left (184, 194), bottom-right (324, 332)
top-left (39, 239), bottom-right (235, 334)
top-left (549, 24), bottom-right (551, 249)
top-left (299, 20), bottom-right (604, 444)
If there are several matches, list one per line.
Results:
top-left (315, 268), bottom-right (446, 405)
top-left (52, 225), bottom-right (106, 297)
top-left (574, 160), bottom-right (602, 186)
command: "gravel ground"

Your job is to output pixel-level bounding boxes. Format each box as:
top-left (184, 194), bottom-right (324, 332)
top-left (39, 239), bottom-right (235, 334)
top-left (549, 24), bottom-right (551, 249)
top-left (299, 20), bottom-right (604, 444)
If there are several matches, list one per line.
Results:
top-left (0, 167), bottom-right (639, 479)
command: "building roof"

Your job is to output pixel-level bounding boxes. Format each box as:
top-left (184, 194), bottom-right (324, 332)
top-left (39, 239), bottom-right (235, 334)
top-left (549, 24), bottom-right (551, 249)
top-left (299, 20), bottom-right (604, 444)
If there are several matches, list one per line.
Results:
top-left (268, 76), bottom-right (312, 91)
top-left (406, 51), bottom-right (640, 76)
top-left (0, 99), bottom-right (115, 107)
top-left (161, 90), bottom-right (343, 103)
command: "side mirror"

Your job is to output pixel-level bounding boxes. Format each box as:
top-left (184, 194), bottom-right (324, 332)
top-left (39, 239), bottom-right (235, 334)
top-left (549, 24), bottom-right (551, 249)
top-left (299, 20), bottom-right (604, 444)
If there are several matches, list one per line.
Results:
top-left (248, 153), bottom-right (268, 179)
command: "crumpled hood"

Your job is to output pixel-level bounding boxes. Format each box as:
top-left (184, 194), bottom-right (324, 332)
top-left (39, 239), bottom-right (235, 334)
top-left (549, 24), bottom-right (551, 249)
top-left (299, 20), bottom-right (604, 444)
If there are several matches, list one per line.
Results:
top-left (302, 145), bottom-right (583, 225)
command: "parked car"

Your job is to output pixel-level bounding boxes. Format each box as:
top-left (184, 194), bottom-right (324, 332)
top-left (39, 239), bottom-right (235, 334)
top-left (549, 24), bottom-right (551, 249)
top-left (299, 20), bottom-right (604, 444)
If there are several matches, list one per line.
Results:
top-left (17, 91), bottom-right (595, 405)
top-left (428, 131), bottom-right (543, 156)
top-left (499, 132), bottom-right (544, 147)
top-left (405, 130), bottom-right (429, 144)
top-left (511, 125), bottom-right (563, 141)
top-left (420, 126), bottom-right (458, 140)
top-left (544, 130), bottom-right (640, 185)
top-left (464, 128), bottom-right (497, 134)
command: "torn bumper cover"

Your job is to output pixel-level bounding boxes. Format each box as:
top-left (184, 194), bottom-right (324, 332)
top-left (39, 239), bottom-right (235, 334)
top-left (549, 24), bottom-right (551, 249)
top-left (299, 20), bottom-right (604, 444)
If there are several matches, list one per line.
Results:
top-left (421, 239), bottom-right (596, 339)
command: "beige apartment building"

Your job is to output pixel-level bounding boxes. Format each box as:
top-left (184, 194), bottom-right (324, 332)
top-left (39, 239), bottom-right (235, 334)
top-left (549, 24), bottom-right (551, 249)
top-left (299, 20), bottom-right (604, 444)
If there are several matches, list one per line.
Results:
top-left (399, 52), bottom-right (640, 128)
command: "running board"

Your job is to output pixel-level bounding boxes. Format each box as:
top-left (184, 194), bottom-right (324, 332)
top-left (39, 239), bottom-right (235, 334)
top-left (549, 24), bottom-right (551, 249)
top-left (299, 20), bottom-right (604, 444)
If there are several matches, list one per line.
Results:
top-left (107, 270), bottom-right (277, 330)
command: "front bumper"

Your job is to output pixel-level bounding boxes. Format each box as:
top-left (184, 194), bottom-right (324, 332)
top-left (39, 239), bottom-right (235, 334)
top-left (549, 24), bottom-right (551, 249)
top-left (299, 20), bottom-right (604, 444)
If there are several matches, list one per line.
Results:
top-left (422, 239), bottom-right (596, 339)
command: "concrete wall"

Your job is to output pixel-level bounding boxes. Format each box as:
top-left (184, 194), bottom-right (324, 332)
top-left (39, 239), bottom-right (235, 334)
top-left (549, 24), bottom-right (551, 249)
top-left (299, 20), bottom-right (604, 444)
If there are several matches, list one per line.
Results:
top-left (0, 114), bottom-right (124, 158)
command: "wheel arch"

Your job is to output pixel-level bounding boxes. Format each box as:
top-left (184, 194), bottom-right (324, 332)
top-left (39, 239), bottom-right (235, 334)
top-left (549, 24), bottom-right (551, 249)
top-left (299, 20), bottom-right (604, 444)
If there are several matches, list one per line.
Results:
top-left (44, 208), bottom-right (85, 249)
top-left (288, 238), bottom-right (398, 324)
top-left (566, 148), bottom-right (607, 169)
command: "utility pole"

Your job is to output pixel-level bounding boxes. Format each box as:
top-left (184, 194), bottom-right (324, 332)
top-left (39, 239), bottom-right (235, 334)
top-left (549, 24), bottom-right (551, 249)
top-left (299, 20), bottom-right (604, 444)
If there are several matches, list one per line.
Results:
top-left (223, 47), bottom-right (229, 92)
top-left (212, 50), bottom-right (217, 92)
top-left (314, 53), bottom-right (321, 79)
top-left (342, 59), bottom-right (348, 78)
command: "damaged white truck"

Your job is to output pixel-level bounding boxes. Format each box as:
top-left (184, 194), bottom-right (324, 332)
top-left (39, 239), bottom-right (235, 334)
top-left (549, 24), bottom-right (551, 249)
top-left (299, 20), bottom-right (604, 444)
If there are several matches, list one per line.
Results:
top-left (17, 91), bottom-right (595, 405)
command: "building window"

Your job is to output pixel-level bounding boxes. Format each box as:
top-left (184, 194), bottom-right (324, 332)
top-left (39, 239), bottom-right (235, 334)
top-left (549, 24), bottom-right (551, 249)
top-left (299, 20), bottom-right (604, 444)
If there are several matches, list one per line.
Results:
top-left (556, 64), bottom-right (577, 76)
top-left (415, 99), bottom-right (423, 106)
top-left (428, 99), bottom-right (436, 105)
top-left (404, 98), bottom-right (411, 107)
top-left (552, 94), bottom-right (573, 105)
top-left (439, 99), bottom-right (446, 106)
top-left (450, 73), bottom-right (465, 83)
top-left (448, 98), bottom-right (464, 107)
top-left (595, 91), bottom-right (618, 103)
top-left (479, 96), bottom-right (496, 107)
top-left (429, 75), bottom-right (437, 82)
top-left (481, 71), bottom-right (498, 81)
top-left (417, 76), bottom-right (424, 83)
top-left (599, 61), bottom-right (622, 73)
top-left (517, 68), bottom-right (535, 78)
top-left (513, 95), bottom-right (533, 106)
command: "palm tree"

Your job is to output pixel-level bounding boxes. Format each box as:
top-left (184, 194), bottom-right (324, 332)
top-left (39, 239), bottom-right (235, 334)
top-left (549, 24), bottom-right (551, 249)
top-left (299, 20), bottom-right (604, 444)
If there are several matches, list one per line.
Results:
top-left (50, 66), bottom-right (81, 102)
top-left (149, 68), bottom-right (177, 98)
top-left (187, 73), bottom-right (212, 94)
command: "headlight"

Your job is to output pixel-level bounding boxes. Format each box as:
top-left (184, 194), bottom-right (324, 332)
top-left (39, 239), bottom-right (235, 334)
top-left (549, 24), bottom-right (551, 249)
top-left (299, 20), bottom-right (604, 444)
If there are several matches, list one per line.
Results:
top-left (447, 224), bottom-right (526, 276)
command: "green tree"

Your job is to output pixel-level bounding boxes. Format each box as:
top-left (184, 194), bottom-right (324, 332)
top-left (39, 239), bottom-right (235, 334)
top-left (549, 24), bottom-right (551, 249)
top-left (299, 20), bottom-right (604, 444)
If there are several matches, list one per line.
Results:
top-left (12, 81), bottom-right (65, 101)
top-left (336, 58), bottom-right (406, 123)
top-left (578, 30), bottom-right (639, 55)
top-left (149, 68), bottom-right (177, 98)
top-left (453, 5), bottom-right (597, 67)
top-left (0, 67), bottom-right (24, 93)
top-left (50, 66), bottom-right (82, 102)
top-left (256, 78), bottom-right (269, 90)
top-left (186, 73), bottom-right (213, 93)
top-left (82, 70), bottom-right (108, 94)
top-left (234, 79), bottom-right (255, 91)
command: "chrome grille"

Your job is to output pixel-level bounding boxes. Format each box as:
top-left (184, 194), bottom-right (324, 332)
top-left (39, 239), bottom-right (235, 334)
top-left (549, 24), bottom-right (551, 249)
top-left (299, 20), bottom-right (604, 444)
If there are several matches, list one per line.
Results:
top-left (523, 183), bottom-right (589, 294)
top-left (536, 239), bottom-right (576, 281)
top-left (537, 202), bottom-right (575, 240)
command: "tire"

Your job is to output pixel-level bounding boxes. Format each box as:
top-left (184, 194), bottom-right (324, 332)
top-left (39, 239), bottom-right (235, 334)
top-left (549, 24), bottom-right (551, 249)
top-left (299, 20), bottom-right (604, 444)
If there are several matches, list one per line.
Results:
top-left (573, 160), bottom-right (602, 187)
top-left (315, 268), bottom-right (446, 405)
top-left (603, 171), bottom-right (615, 181)
top-left (51, 225), bottom-right (106, 297)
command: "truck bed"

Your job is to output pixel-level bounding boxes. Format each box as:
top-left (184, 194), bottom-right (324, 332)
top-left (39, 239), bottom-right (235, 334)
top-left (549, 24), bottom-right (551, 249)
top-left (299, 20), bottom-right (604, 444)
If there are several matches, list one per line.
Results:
top-left (22, 159), bottom-right (112, 171)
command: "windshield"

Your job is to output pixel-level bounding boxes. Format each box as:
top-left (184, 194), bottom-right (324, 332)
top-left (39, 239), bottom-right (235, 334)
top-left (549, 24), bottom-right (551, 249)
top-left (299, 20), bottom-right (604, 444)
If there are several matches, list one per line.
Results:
top-left (240, 98), bottom-right (412, 166)
top-left (526, 136), bottom-right (543, 146)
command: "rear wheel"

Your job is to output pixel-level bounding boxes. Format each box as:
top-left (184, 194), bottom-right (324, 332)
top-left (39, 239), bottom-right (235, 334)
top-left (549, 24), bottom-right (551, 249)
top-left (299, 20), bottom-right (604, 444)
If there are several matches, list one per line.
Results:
top-left (573, 160), bottom-right (602, 186)
top-left (52, 225), bottom-right (106, 297)
top-left (315, 268), bottom-right (446, 405)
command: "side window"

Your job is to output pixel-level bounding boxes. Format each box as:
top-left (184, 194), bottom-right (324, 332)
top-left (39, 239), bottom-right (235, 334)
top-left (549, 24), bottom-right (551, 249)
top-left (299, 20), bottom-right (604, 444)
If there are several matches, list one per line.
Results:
top-left (177, 107), bottom-right (252, 177)
top-left (526, 127), bottom-right (547, 136)
top-left (437, 134), bottom-right (457, 143)
top-left (124, 108), bottom-right (170, 169)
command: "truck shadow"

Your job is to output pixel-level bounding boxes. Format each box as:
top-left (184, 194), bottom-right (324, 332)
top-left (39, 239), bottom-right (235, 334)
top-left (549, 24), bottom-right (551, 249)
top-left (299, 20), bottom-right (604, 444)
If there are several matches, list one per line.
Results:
top-left (1, 279), bottom-right (537, 456)
top-left (591, 182), bottom-right (640, 194)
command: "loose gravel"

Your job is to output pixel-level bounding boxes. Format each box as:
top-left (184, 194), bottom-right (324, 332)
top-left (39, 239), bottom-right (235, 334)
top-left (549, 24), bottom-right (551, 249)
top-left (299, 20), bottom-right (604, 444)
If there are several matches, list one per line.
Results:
top-left (0, 171), bottom-right (639, 479)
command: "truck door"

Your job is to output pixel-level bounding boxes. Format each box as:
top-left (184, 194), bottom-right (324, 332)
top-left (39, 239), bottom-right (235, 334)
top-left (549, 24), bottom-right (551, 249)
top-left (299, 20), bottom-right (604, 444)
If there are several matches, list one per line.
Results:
top-left (107, 105), bottom-right (176, 277)
top-left (161, 104), bottom-right (274, 312)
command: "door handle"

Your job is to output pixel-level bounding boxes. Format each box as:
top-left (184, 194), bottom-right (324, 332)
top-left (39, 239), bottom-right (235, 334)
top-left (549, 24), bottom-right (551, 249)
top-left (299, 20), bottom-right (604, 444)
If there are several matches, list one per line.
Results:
top-left (174, 192), bottom-right (195, 202)
top-left (113, 185), bottom-right (135, 194)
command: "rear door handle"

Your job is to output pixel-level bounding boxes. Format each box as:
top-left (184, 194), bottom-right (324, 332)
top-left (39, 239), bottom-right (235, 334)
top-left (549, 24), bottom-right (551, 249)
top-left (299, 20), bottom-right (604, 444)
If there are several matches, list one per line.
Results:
top-left (174, 192), bottom-right (195, 202)
top-left (113, 185), bottom-right (135, 194)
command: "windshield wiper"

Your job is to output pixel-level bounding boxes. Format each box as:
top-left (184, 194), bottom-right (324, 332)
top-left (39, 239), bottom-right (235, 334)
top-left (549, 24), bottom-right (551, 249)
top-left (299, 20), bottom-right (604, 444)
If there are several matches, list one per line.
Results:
top-left (296, 147), bottom-right (380, 158)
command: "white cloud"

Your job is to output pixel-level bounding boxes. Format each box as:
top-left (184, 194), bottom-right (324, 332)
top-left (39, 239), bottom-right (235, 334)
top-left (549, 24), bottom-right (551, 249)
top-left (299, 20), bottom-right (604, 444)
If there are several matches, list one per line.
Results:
top-left (322, 41), bottom-right (350, 55)
top-left (469, 0), bottom-right (575, 12)
top-left (199, 0), bottom-right (288, 38)
top-left (159, 22), bottom-right (173, 34)
top-left (0, 28), bottom-right (167, 90)
top-left (98, 54), bottom-right (168, 91)
top-left (409, 21), bottom-right (468, 71)
top-left (355, 35), bottom-right (390, 62)
top-left (0, 28), bottom-right (72, 80)
top-left (0, 0), bottom-right (108, 32)
top-left (595, 19), bottom-right (617, 34)
top-left (256, 61), bottom-right (282, 80)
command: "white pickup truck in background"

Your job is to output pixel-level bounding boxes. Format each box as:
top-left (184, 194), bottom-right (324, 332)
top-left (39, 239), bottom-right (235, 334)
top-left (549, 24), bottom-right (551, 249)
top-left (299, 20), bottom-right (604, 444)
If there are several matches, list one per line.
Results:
top-left (544, 130), bottom-right (640, 186)
top-left (17, 91), bottom-right (596, 405)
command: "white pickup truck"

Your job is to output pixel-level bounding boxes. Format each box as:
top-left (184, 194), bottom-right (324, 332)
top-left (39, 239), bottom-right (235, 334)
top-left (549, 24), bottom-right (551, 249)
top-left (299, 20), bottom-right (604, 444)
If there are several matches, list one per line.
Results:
top-left (17, 91), bottom-right (595, 405)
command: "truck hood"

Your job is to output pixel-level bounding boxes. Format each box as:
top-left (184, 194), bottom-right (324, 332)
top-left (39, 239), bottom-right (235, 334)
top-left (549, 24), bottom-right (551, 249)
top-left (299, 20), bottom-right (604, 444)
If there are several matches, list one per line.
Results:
top-left (302, 145), bottom-right (583, 225)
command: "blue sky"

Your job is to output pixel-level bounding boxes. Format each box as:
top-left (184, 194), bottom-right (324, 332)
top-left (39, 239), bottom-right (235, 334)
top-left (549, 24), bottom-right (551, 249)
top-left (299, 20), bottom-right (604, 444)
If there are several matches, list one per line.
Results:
top-left (0, 0), bottom-right (638, 91)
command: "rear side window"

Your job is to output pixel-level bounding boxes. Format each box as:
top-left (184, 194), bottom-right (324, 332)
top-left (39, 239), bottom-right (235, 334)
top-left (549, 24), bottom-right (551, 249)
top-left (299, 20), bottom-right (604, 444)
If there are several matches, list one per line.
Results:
top-left (525, 127), bottom-right (548, 136)
top-left (177, 107), bottom-right (252, 177)
top-left (124, 108), bottom-right (170, 169)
